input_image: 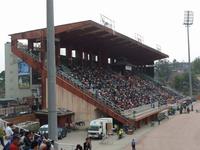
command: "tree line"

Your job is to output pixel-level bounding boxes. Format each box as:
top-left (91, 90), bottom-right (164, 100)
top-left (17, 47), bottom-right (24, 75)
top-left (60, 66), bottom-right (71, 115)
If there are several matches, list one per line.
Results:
top-left (155, 57), bottom-right (200, 96)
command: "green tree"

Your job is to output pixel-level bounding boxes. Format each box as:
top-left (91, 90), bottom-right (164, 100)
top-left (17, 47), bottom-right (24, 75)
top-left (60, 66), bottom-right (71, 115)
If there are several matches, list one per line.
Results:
top-left (192, 57), bottom-right (200, 74)
top-left (173, 70), bottom-right (200, 96)
top-left (155, 59), bottom-right (171, 84)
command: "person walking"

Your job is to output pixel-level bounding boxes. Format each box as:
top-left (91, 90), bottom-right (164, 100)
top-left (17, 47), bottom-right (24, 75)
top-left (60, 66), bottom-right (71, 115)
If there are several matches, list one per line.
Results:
top-left (131, 138), bottom-right (136, 150)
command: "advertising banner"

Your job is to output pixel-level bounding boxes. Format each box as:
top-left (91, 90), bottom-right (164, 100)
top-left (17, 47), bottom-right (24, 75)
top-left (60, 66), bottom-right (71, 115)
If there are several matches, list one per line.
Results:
top-left (18, 61), bottom-right (30, 89)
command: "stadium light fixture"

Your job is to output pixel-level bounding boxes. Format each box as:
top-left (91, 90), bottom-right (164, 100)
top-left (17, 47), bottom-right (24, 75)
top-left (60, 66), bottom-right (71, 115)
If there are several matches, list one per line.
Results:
top-left (184, 11), bottom-right (194, 26)
top-left (183, 10), bottom-right (193, 97)
top-left (100, 14), bottom-right (115, 34)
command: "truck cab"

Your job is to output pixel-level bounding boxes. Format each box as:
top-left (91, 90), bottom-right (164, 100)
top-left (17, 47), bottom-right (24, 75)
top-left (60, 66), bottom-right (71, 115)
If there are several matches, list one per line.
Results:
top-left (88, 118), bottom-right (113, 139)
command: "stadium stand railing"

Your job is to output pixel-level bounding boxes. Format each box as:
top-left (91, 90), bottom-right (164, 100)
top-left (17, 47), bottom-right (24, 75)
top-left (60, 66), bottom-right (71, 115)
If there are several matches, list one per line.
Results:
top-left (0, 105), bottom-right (32, 118)
top-left (121, 102), bottom-right (159, 118)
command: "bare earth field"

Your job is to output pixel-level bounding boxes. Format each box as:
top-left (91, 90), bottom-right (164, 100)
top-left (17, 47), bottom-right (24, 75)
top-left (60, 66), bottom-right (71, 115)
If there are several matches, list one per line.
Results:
top-left (60, 102), bottom-right (200, 150)
top-left (136, 101), bottom-right (200, 150)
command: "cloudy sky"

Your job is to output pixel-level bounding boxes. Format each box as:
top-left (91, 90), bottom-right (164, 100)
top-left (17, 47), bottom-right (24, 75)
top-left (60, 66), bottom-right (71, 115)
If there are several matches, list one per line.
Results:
top-left (0, 0), bottom-right (200, 72)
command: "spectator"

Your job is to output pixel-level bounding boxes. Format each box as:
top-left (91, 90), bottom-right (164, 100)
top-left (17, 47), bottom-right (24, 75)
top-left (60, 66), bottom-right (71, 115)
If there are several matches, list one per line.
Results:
top-left (31, 140), bottom-right (39, 150)
top-left (83, 137), bottom-right (91, 150)
top-left (59, 64), bottom-right (183, 112)
top-left (39, 139), bottom-right (48, 150)
top-left (0, 126), bottom-right (5, 147)
top-left (23, 131), bottom-right (33, 150)
top-left (75, 144), bottom-right (83, 150)
top-left (5, 122), bottom-right (13, 140)
top-left (9, 135), bottom-right (20, 150)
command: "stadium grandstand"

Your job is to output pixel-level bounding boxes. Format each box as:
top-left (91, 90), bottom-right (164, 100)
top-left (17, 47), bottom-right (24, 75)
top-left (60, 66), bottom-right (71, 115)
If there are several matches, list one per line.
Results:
top-left (9, 20), bottom-right (184, 128)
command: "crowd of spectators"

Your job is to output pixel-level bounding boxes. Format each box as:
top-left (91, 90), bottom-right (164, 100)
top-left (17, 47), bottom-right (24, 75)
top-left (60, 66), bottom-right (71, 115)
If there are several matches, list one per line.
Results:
top-left (1, 122), bottom-right (54, 150)
top-left (64, 65), bottom-right (182, 111)
top-left (0, 121), bottom-right (92, 150)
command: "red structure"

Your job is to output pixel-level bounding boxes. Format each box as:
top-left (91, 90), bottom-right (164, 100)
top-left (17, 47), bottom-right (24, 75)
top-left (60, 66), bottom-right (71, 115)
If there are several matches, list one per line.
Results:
top-left (10, 20), bottom-right (168, 127)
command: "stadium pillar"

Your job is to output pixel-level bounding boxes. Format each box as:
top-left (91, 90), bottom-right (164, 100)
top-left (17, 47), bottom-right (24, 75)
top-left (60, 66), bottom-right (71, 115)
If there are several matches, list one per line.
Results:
top-left (28, 40), bottom-right (33, 51)
top-left (40, 32), bottom-right (46, 65)
top-left (111, 58), bottom-right (115, 64)
top-left (89, 52), bottom-right (92, 64)
top-left (56, 42), bottom-right (61, 66)
top-left (76, 49), bottom-right (82, 65)
top-left (84, 52), bottom-right (87, 61)
top-left (67, 49), bottom-right (72, 66)
top-left (101, 52), bottom-right (108, 66)
top-left (41, 71), bottom-right (46, 109)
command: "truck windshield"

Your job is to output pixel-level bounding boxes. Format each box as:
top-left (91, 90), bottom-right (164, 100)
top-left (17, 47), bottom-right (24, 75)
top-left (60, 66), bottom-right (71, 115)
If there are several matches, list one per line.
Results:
top-left (88, 126), bottom-right (99, 131)
top-left (39, 128), bottom-right (48, 132)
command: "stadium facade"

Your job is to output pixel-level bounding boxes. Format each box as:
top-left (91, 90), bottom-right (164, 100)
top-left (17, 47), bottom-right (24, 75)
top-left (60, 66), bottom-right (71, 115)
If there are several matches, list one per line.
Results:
top-left (5, 42), bottom-right (40, 99)
top-left (8, 20), bottom-right (174, 128)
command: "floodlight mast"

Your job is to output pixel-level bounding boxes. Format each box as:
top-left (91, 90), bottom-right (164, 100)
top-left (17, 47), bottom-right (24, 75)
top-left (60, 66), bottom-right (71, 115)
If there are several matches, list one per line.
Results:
top-left (47, 0), bottom-right (58, 141)
top-left (183, 11), bottom-right (193, 97)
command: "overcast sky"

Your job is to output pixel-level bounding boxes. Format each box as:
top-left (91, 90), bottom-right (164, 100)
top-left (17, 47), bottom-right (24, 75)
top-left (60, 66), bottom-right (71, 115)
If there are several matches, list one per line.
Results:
top-left (0, 0), bottom-right (200, 72)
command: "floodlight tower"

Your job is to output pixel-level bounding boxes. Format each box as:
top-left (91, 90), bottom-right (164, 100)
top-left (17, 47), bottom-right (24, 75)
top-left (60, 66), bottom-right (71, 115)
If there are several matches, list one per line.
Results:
top-left (183, 11), bottom-right (193, 97)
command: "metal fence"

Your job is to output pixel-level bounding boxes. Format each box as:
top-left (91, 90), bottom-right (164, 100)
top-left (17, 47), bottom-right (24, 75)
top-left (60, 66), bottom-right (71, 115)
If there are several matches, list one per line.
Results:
top-left (0, 105), bottom-right (32, 118)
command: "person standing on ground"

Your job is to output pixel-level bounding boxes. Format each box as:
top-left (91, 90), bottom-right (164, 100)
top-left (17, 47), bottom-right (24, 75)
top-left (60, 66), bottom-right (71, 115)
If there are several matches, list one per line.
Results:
top-left (83, 137), bottom-right (92, 150)
top-left (0, 126), bottom-right (5, 147)
top-left (4, 122), bottom-right (14, 149)
top-left (158, 118), bottom-right (160, 125)
top-left (5, 122), bottom-right (14, 140)
top-left (191, 104), bottom-right (193, 111)
top-left (187, 107), bottom-right (190, 114)
top-left (131, 138), bottom-right (136, 150)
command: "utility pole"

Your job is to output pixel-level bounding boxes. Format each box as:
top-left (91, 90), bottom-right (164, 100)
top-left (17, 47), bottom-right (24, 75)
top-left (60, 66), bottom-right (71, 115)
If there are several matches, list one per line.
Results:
top-left (46, 0), bottom-right (57, 141)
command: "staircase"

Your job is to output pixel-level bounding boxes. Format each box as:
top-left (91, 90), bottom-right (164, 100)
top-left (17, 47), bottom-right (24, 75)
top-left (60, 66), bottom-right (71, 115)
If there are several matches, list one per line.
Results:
top-left (11, 46), bottom-right (132, 125)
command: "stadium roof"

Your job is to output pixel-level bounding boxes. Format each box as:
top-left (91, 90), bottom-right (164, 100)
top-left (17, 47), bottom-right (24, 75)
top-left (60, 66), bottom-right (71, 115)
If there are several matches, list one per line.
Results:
top-left (10, 20), bottom-right (168, 65)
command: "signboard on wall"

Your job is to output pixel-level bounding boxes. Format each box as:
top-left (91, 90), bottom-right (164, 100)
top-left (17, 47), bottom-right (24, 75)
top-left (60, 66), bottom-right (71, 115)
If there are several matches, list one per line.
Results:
top-left (125, 65), bottom-right (132, 71)
top-left (18, 61), bottom-right (30, 89)
top-left (18, 75), bottom-right (30, 89)
top-left (18, 61), bottom-right (30, 75)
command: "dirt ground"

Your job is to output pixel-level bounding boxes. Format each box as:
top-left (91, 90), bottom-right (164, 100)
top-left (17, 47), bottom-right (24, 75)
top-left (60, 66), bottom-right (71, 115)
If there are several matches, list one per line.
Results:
top-left (59, 102), bottom-right (200, 150)
top-left (136, 101), bottom-right (200, 150)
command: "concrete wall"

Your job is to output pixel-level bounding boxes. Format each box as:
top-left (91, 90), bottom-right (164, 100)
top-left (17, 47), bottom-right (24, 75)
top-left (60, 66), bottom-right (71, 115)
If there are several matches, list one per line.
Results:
top-left (46, 81), bottom-right (97, 125)
top-left (5, 43), bottom-right (32, 99)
